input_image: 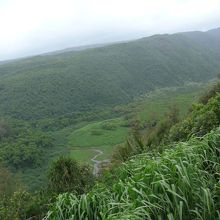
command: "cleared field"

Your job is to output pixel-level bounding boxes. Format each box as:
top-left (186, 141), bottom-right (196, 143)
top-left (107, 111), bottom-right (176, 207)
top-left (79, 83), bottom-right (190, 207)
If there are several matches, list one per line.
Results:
top-left (68, 118), bottom-right (129, 147)
top-left (70, 145), bottom-right (116, 164)
top-left (67, 118), bottom-right (128, 164)
top-left (136, 87), bottom-right (203, 123)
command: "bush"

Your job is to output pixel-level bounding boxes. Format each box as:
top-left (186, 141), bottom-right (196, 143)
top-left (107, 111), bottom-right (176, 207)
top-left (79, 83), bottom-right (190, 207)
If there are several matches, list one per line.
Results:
top-left (90, 129), bottom-right (103, 136)
top-left (48, 156), bottom-right (94, 194)
top-left (199, 82), bottom-right (220, 104)
top-left (0, 163), bottom-right (22, 197)
top-left (2, 144), bottom-right (43, 168)
top-left (101, 123), bottom-right (117, 131)
top-left (112, 133), bottom-right (144, 162)
top-left (169, 94), bottom-right (220, 142)
top-left (145, 105), bottom-right (179, 148)
top-left (0, 131), bottom-right (54, 168)
top-left (0, 119), bottom-right (10, 140)
top-left (0, 189), bottom-right (50, 220)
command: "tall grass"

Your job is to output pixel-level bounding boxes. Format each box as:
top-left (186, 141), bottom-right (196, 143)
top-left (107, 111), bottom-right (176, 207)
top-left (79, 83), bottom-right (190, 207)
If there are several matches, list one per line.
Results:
top-left (44, 129), bottom-right (220, 220)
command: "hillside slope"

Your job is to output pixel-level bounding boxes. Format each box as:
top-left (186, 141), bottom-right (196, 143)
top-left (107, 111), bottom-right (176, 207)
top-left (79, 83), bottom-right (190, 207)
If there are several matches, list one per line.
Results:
top-left (44, 90), bottom-right (220, 219)
top-left (0, 28), bottom-right (220, 119)
top-left (44, 129), bottom-right (220, 220)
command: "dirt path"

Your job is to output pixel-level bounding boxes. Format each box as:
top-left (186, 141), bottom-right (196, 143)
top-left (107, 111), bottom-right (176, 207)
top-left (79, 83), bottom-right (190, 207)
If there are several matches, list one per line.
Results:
top-left (69, 147), bottom-right (110, 176)
top-left (91, 149), bottom-right (103, 175)
top-left (91, 149), bottom-right (110, 176)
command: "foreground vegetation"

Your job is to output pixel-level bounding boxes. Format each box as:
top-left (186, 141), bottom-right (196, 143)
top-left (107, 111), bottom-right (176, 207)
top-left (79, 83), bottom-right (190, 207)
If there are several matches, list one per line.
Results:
top-left (44, 130), bottom-right (220, 220)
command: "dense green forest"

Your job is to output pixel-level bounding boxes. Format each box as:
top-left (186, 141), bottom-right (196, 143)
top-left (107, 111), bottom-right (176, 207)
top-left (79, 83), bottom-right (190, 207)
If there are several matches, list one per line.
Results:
top-left (0, 28), bottom-right (220, 219)
top-left (1, 75), bottom-right (220, 220)
top-left (0, 28), bottom-right (220, 119)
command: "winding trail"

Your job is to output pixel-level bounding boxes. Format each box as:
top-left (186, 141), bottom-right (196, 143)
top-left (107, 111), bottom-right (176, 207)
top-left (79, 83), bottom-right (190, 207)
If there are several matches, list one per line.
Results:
top-left (91, 149), bottom-right (103, 176)
top-left (91, 149), bottom-right (110, 176)
top-left (69, 147), bottom-right (110, 176)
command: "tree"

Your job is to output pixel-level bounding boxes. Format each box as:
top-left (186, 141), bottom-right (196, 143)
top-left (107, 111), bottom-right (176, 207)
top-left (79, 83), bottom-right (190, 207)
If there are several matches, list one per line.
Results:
top-left (145, 105), bottom-right (180, 148)
top-left (0, 163), bottom-right (15, 197)
top-left (48, 156), bottom-right (94, 194)
top-left (0, 119), bottom-right (10, 140)
top-left (199, 82), bottom-right (220, 104)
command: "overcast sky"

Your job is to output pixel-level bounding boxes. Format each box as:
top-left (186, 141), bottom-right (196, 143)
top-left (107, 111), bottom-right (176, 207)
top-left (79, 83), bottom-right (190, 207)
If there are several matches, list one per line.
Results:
top-left (0, 0), bottom-right (220, 61)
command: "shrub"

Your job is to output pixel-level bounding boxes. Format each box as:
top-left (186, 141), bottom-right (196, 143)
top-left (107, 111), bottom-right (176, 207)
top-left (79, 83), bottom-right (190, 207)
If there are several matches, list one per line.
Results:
top-left (199, 82), bottom-right (220, 104)
top-left (90, 129), bottom-right (103, 136)
top-left (169, 94), bottom-right (220, 142)
top-left (145, 105), bottom-right (180, 148)
top-left (101, 123), bottom-right (117, 131)
top-left (48, 156), bottom-right (94, 194)
top-left (0, 119), bottom-right (10, 140)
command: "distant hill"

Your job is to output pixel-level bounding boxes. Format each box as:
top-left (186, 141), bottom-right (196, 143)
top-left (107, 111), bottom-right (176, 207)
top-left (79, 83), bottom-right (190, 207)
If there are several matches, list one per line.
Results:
top-left (0, 28), bottom-right (220, 120)
top-left (41, 42), bottom-right (115, 56)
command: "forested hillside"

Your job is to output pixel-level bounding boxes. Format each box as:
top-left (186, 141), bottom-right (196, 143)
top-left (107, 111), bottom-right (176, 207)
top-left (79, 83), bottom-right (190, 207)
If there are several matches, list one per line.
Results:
top-left (0, 79), bottom-right (214, 220)
top-left (0, 28), bottom-right (220, 119)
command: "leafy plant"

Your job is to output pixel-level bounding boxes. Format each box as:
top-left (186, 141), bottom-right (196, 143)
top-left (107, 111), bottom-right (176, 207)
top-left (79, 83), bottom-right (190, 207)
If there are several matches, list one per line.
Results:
top-left (47, 156), bottom-right (94, 194)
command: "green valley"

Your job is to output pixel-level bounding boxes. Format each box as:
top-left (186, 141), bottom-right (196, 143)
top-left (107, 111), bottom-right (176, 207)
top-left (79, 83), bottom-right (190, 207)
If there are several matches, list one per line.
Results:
top-left (0, 27), bottom-right (220, 220)
top-left (66, 84), bottom-right (203, 160)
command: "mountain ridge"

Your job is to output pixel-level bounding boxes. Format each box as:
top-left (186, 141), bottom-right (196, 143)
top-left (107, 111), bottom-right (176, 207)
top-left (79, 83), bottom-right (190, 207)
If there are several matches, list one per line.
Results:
top-left (0, 27), bottom-right (220, 119)
top-left (1, 27), bottom-right (220, 63)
